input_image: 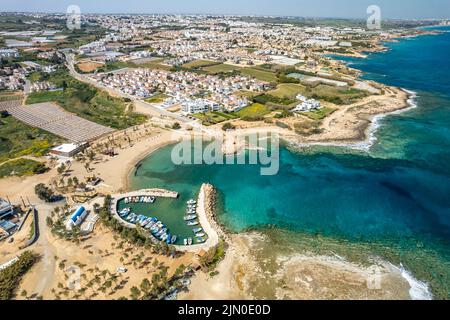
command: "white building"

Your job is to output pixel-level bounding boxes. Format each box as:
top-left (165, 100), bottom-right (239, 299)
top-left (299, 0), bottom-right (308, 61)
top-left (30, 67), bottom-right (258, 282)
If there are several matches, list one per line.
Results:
top-left (293, 95), bottom-right (321, 112)
top-left (181, 99), bottom-right (220, 114)
top-left (50, 143), bottom-right (87, 158)
top-left (65, 206), bottom-right (88, 231)
top-left (0, 49), bottom-right (19, 58)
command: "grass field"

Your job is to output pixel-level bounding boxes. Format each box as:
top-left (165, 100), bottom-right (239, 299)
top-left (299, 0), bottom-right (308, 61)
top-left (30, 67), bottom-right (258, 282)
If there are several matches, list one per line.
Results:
top-left (193, 111), bottom-right (238, 126)
top-left (0, 115), bottom-right (62, 163)
top-left (302, 107), bottom-right (337, 120)
top-left (137, 58), bottom-right (172, 71)
top-left (302, 85), bottom-right (369, 105)
top-left (181, 59), bottom-right (220, 69)
top-left (269, 83), bottom-right (306, 100)
top-left (235, 103), bottom-right (271, 119)
top-left (0, 158), bottom-right (47, 178)
top-left (26, 70), bottom-right (147, 129)
top-left (202, 63), bottom-right (240, 74)
top-left (202, 63), bottom-right (278, 83)
top-left (145, 93), bottom-right (170, 103)
top-left (240, 68), bottom-right (277, 83)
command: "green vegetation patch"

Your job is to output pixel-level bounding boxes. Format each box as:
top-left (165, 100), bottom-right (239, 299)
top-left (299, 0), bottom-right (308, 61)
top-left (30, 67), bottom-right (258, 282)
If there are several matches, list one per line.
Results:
top-left (193, 111), bottom-right (237, 126)
top-left (0, 92), bottom-right (23, 102)
top-left (26, 70), bottom-right (147, 129)
top-left (269, 83), bottom-right (306, 100)
top-left (181, 59), bottom-right (221, 69)
top-left (0, 115), bottom-right (61, 163)
top-left (145, 93), bottom-right (170, 104)
top-left (0, 251), bottom-right (39, 300)
top-left (302, 107), bottom-right (337, 120)
top-left (302, 84), bottom-right (369, 105)
top-left (253, 94), bottom-right (296, 106)
top-left (236, 103), bottom-right (271, 121)
top-left (240, 67), bottom-right (277, 83)
top-left (202, 63), bottom-right (241, 74)
top-left (0, 158), bottom-right (48, 178)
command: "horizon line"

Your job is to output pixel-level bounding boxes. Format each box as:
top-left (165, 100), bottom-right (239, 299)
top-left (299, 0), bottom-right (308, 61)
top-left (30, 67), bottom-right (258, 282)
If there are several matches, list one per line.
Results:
top-left (0, 11), bottom-right (449, 21)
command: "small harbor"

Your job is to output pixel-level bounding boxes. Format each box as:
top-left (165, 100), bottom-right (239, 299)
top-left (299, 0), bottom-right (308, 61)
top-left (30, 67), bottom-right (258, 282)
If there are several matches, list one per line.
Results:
top-left (111, 186), bottom-right (217, 250)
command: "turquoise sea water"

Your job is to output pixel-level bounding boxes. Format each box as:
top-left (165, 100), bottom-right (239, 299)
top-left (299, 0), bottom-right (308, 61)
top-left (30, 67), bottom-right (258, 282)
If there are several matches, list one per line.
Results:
top-left (130, 28), bottom-right (450, 297)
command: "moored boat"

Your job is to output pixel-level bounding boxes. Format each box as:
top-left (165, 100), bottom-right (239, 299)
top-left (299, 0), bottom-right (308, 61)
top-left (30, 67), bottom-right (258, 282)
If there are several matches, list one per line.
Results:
top-left (184, 214), bottom-right (197, 221)
top-left (195, 236), bottom-right (205, 243)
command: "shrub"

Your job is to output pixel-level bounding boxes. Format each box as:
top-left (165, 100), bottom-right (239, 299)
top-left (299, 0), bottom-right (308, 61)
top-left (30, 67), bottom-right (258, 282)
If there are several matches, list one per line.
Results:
top-left (34, 183), bottom-right (55, 202)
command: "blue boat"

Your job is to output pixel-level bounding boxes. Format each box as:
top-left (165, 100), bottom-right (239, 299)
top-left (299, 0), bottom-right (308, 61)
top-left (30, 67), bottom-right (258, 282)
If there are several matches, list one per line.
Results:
top-left (171, 235), bottom-right (177, 244)
top-left (166, 233), bottom-right (172, 244)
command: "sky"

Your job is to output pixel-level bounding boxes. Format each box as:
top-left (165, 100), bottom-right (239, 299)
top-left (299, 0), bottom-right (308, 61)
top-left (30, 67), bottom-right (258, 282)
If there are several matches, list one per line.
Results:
top-left (0, 0), bottom-right (449, 19)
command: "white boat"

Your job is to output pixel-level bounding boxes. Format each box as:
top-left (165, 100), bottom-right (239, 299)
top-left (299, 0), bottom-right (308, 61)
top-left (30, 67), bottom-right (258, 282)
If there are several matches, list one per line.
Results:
top-left (149, 197), bottom-right (156, 203)
top-left (119, 208), bottom-right (131, 217)
top-left (188, 238), bottom-right (193, 245)
top-left (184, 214), bottom-right (197, 221)
top-left (126, 213), bottom-right (136, 221)
top-left (187, 220), bottom-right (199, 226)
top-left (187, 199), bottom-right (196, 205)
top-left (195, 232), bottom-right (206, 237)
top-left (195, 237), bottom-right (205, 244)
top-left (183, 239), bottom-right (188, 246)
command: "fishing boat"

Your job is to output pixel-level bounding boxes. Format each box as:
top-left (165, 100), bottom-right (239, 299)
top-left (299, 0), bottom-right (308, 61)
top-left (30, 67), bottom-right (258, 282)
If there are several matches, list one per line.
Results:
top-left (184, 214), bottom-right (197, 221)
top-left (171, 235), bottom-right (177, 244)
top-left (119, 208), bottom-right (130, 217)
top-left (187, 199), bottom-right (196, 205)
top-left (188, 238), bottom-right (193, 245)
top-left (160, 233), bottom-right (169, 242)
top-left (126, 213), bottom-right (136, 221)
top-left (195, 237), bottom-right (206, 244)
top-left (145, 221), bottom-right (155, 229)
top-left (149, 197), bottom-right (156, 204)
top-left (156, 228), bottom-right (167, 237)
top-left (141, 218), bottom-right (151, 227)
top-left (183, 239), bottom-right (188, 246)
top-left (195, 232), bottom-right (206, 237)
top-left (187, 220), bottom-right (199, 226)
top-left (193, 227), bottom-right (203, 233)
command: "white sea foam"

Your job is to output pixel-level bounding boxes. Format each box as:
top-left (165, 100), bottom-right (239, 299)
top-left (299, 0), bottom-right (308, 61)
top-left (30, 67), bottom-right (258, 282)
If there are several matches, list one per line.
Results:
top-left (395, 264), bottom-right (433, 300)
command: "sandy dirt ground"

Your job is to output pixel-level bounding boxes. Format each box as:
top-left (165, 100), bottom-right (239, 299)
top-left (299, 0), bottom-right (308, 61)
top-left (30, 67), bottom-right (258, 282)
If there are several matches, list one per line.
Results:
top-left (76, 61), bottom-right (104, 73)
top-left (180, 232), bottom-right (412, 300)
